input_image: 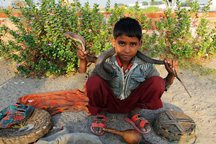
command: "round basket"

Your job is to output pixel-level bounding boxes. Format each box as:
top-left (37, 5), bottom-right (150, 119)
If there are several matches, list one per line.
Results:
top-left (0, 109), bottom-right (52, 144)
top-left (154, 110), bottom-right (196, 143)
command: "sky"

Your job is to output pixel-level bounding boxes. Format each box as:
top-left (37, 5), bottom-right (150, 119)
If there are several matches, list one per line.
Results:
top-left (0, 0), bottom-right (209, 8)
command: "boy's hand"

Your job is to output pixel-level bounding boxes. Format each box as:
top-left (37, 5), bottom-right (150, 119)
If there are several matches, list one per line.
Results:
top-left (164, 59), bottom-right (178, 76)
top-left (164, 59), bottom-right (178, 86)
top-left (77, 48), bottom-right (88, 73)
top-left (77, 48), bottom-right (88, 61)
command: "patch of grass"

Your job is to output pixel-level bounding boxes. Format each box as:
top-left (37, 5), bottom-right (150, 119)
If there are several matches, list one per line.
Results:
top-left (179, 56), bottom-right (216, 80)
top-left (125, 6), bottom-right (161, 14)
top-left (141, 7), bottom-right (161, 13)
top-left (190, 63), bottom-right (216, 76)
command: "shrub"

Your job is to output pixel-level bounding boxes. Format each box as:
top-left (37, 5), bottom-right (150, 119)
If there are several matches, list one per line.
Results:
top-left (0, 0), bottom-right (215, 77)
top-left (141, 0), bottom-right (216, 59)
top-left (0, 0), bottom-right (111, 77)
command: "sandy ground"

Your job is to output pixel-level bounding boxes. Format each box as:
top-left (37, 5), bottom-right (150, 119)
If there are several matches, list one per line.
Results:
top-left (1, 18), bottom-right (216, 144)
top-left (0, 57), bottom-right (216, 144)
top-left (0, 14), bottom-right (215, 144)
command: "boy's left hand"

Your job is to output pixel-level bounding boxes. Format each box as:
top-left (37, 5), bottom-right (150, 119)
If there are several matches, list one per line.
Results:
top-left (164, 59), bottom-right (178, 76)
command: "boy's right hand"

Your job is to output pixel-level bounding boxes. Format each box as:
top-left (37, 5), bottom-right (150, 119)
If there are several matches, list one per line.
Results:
top-left (77, 49), bottom-right (88, 73)
top-left (77, 48), bottom-right (88, 61)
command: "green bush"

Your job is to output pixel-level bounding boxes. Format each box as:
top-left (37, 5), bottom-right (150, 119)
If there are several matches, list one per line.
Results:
top-left (0, 0), bottom-right (79, 76)
top-left (0, 0), bottom-right (112, 77)
top-left (141, 0), bottom-right (216, 59)
top-left (0, 0), bottom-right (215, 77)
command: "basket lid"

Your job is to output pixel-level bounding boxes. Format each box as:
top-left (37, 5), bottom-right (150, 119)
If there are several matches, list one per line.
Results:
top-left (154, 110), bottom-right (196, 142)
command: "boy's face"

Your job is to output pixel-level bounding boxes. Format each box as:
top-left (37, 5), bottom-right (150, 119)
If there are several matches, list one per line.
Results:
top-left (112, 35), bottom-right (142, 64)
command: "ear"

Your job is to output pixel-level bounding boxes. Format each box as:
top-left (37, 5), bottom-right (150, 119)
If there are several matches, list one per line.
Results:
top-left (139, 40), bottom-right (142, 48)
top-left (111, 38), bottom-right (116, 48)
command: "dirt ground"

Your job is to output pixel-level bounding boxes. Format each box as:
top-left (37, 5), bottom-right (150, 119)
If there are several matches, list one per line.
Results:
top-left (0, 57), bottom-right (216, 144)
top-left (0, 17), bottom-right (216, 144)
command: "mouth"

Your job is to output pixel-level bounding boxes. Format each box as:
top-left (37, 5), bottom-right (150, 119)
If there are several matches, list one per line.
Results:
top-left (122, 55), bottom-right (130, 58)
top-left (121, 55), bottom-right (131, 60)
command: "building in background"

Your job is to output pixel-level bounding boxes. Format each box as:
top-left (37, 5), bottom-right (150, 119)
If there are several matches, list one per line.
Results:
top-left (210, 0), bottom-right (216, 11)
top-left (128, 0), bottom-right (216, 11)
top-left (128, 1), bottom-right (167, 10)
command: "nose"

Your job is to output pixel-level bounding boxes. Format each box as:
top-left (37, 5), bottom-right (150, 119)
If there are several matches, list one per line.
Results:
top-left (124, 45), bottom-right (131, 53)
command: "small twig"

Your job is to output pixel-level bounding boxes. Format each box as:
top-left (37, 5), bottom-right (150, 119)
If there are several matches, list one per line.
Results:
top-left (174, 69), bottom-right (192, 98)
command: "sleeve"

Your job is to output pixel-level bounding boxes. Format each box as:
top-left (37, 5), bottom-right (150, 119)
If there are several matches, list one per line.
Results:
top-left (146, 64), bottom-right (170, 91)
top-left (146, 64), bottom-right (160, 79)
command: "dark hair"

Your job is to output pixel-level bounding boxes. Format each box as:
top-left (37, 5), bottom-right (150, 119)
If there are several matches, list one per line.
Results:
top-left (113, 17), bottom-right (142, 40)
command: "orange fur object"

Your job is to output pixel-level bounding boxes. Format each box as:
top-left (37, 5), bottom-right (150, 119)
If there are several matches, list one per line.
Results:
top-left (18, 89), bottom-right (88, 116)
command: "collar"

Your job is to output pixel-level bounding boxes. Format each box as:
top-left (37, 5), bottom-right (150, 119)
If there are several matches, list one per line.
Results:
top-left (115, 55), bottom-right (133, 71)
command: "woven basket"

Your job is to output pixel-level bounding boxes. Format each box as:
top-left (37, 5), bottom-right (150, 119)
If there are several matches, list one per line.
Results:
top-left (154, 110), bottom-right (196, 143)
top-left (0, 109), bottom-right (52, 144)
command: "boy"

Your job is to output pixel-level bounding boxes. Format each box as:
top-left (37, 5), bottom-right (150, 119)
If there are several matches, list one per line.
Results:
top-left (78, 17), bottom-right (177, 135)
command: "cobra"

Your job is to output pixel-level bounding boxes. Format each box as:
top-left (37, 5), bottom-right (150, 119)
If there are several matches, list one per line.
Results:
top-left (64, 32), bottom-right (192, 98)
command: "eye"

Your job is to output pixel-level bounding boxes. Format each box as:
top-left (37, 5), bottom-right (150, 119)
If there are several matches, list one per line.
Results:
top-left (130, 42), bottom-right (137, 47)
top-left (118, 41), bottom-right (125, 46)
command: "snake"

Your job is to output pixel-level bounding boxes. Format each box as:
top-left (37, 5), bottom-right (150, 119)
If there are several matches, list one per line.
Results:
top-left (64, 32), bottom-right (192, 98)
top-left (64, 32), bottom-right (97, 63)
